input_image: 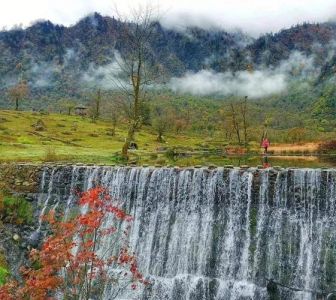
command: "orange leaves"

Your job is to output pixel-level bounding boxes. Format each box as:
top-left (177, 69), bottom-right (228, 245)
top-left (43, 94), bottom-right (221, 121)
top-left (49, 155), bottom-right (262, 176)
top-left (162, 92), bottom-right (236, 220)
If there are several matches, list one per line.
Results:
top-left (78, 186), bottom-right (105, 208)
top-left (106, 204), bottom-right (133, 222)
top-left (0, 186), bottom-right (149, 299)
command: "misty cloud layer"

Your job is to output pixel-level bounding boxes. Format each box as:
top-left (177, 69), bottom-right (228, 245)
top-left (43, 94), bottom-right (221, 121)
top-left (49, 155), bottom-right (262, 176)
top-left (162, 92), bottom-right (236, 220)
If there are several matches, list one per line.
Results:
top-left (1, 0), bottom-right (336, 36)
top-left (169, 52), bottom-right (319, 98)
top-left (81, 52), bottom-right (126, 89)
top-left (169, 70), bottom-right (287, 98)
top-left (19, 46), bottom-right (332, 99)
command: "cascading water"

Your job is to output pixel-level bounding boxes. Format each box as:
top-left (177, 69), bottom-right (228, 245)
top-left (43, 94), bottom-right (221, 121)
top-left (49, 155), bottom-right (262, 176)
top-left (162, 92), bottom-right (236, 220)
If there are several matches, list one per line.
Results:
top-left (35, 166), bottom-right (336, 299)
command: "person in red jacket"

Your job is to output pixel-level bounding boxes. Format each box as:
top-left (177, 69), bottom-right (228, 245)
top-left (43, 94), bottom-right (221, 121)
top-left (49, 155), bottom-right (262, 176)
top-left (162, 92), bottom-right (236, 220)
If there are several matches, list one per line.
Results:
top-left (261, 137), bottom-right (270, 154)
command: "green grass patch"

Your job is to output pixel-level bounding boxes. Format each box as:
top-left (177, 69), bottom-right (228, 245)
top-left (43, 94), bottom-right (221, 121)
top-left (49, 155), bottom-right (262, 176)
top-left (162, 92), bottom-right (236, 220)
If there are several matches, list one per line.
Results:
top-left (0, 266), bottom-right (9, 286)
top-left (0, 109), bottom-right (335, 167)
top-left (0, 194), bottom-right (33, 225)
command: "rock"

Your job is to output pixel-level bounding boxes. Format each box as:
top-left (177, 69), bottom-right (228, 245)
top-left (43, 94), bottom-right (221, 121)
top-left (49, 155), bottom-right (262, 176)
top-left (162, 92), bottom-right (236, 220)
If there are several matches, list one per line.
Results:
top-left (28, 231), bottom-right (41, 248)
top-left (129, 142), bottom-right (138, 150)
top-left (20, 242), bottom-right (27, 249)
top-left (13, 234), bottom-right (20, 241)
top-left (32, 119), bottom-right (46, 131)
top-left (208, 165), bottom-right (217, 170)
top-left (22, 181), bottom-right (30, 186)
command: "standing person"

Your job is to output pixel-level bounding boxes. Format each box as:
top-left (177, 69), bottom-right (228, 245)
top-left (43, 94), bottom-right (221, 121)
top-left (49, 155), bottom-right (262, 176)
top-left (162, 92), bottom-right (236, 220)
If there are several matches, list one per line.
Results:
top-left (261, 137), bottom-right (270, 154)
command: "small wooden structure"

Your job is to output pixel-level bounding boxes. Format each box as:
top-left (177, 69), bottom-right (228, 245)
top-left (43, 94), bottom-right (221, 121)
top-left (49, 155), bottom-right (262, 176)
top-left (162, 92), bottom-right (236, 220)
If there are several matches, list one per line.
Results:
top-left (74, 105), bottom-right (88, 116)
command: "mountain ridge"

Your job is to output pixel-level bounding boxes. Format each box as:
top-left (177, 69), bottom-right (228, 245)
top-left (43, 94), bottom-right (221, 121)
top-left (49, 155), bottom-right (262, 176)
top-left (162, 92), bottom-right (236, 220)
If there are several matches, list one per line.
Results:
top-left (0, 12), bottom-right (336, 105)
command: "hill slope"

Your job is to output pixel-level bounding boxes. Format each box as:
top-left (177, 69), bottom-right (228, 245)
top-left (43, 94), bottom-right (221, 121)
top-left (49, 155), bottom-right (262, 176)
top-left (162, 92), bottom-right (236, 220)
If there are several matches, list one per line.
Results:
top-left (0, 14), bottom-right (336, 114)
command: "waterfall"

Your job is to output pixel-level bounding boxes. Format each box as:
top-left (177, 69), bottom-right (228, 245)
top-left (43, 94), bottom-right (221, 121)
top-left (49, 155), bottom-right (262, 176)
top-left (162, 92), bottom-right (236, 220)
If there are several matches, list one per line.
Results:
top-left (35, 166), bottom-right (336, 299)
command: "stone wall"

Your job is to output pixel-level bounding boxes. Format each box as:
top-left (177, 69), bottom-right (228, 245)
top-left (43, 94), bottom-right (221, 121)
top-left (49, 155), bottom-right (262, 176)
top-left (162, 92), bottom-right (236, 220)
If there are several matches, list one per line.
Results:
top-left (0, 163), bottom-right (44, 194)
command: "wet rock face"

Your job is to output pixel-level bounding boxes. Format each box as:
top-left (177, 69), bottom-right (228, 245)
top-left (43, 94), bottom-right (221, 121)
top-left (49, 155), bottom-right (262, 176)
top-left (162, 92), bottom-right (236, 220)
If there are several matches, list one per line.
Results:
top-left (2, 164), bottom-right (336, 299)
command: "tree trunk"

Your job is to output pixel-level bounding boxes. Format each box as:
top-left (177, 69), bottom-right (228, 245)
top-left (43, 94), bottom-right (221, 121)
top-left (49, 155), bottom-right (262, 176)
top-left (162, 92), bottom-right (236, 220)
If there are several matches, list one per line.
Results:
top-left (15, 98), bottom-right (19, 111)
top-left (122, 124), bottom-right (136, 159)
top-left (241, 97), bottom-right (248, 147)
top-left (230, 103), bottom-right (241, 144)
top-left (157, 133), bottom-right (163, 143)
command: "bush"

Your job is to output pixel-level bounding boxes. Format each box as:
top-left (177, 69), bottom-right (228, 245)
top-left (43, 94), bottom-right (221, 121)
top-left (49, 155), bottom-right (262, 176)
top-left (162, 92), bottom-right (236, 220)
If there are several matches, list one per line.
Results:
top-left (0, 267), bottom-right (9, 286)
top-left (43, 147), bottom-right (58, 161)
top-left (318, 140), bottom-right (336, 153)
top-left (165, 148), bottom-right (177, 161)
top-left (286, 128), bottom-right (308, 143)
top-left (0, 194), bottom-right (33, 225)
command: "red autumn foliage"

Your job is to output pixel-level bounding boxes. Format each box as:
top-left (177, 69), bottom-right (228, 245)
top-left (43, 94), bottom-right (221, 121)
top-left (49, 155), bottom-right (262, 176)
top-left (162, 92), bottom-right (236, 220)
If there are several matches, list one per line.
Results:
top-left (0, 187), bottom-right (149, 300)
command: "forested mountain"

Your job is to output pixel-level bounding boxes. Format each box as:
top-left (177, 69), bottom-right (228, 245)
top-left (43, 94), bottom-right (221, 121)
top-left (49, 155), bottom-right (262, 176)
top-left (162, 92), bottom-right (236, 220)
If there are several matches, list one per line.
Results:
top-left (0, 12), bottom-right (336, 111)
top-left (0, 13), bottom-right (248, 94)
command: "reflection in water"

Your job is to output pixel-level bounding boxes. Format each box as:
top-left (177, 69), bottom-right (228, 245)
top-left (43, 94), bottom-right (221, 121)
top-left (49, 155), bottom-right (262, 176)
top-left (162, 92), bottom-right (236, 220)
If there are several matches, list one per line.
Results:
top-left (262, 155), bottom-right (271, 168)
top-left (143, 151), bottom-right (336, 168)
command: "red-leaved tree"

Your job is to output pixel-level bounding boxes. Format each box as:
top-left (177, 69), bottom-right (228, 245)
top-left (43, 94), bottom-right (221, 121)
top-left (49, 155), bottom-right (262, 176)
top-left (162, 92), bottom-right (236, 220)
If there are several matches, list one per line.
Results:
top-left (0, 187), bottom-right (149, 300)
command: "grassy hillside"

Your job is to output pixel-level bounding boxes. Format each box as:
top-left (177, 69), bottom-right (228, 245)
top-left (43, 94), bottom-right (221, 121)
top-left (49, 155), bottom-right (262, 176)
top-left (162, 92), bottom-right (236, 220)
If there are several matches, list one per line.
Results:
top-left (1, 109), bottom-right (336, 168)
top-left (0, 110), bottom-right (223, 165)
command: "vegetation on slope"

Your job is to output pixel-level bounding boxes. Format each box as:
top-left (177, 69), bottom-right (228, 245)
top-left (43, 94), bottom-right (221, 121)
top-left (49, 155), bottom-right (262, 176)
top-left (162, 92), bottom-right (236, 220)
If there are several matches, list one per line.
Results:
top-left (0, 108), bottom-right (335, 168)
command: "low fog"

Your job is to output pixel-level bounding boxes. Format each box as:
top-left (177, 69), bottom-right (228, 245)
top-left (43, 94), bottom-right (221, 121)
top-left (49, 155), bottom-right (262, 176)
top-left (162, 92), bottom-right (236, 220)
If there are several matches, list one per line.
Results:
top-left (169, 70), bottom-right (286, 98)
top-left (20, 45), bottom-right (332, 100)
top-left (169, 52), bottom-right (320, 98)
top-left (81, 52), bottom-right (124, 90)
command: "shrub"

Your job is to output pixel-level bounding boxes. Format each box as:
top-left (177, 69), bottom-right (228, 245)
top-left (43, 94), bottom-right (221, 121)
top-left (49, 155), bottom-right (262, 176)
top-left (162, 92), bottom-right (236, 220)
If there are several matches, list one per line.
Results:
top-left (318, 140), bottom-right (336, 153)
top-left (0, 194), bottom-right (33, 225)
top-left (0, 267), bottom-right (9, 286)
top-left (165, 148), bottom-right (177, 161)
top-left (43, 146), bottom-right (58, 162)
top-left (0, 187), bottom-right (149, 299)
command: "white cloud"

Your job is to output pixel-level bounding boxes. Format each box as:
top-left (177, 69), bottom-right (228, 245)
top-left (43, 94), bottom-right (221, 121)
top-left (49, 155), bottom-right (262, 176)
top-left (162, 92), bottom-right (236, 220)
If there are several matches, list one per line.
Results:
top-left (169, 70), bottom-right (287, 98)
top-left (81, 51), bottom-right (126, 89)
top-left (169, 52), bottom-right (318, 98)
top-left (0, 0), bottom-right (335, 35)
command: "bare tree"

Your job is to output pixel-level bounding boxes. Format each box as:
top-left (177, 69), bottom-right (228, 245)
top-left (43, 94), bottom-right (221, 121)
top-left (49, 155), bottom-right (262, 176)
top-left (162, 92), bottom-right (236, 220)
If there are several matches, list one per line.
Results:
top-left (8, 80), bottom-right (29, 111)
top-left (112, 4), bottom-right (160, 158)
top-left (240, 96), bottom-right (249, 146)
top-left (152, 106), bottom-right (172, 142)
top-left (230, 102), bottom-right (241, 144)
top-left (103, 98), bottom-right (121, 136)
top-left (227, 97), bottom-right (249, 145)
top-left (89, 89), bottom-right (101, 122)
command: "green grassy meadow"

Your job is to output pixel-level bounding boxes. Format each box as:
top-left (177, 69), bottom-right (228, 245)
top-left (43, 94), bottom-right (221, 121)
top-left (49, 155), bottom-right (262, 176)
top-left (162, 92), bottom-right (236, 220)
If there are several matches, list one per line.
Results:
top-left (0, 110), bottom-right (219, 165)
top-left (1, 110), bottom-right (336, 168)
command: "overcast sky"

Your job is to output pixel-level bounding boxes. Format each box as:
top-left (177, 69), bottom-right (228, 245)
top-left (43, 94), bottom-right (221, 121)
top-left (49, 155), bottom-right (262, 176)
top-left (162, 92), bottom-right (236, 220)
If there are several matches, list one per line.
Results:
top-left (1, 0), bottom-right (336, 36)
